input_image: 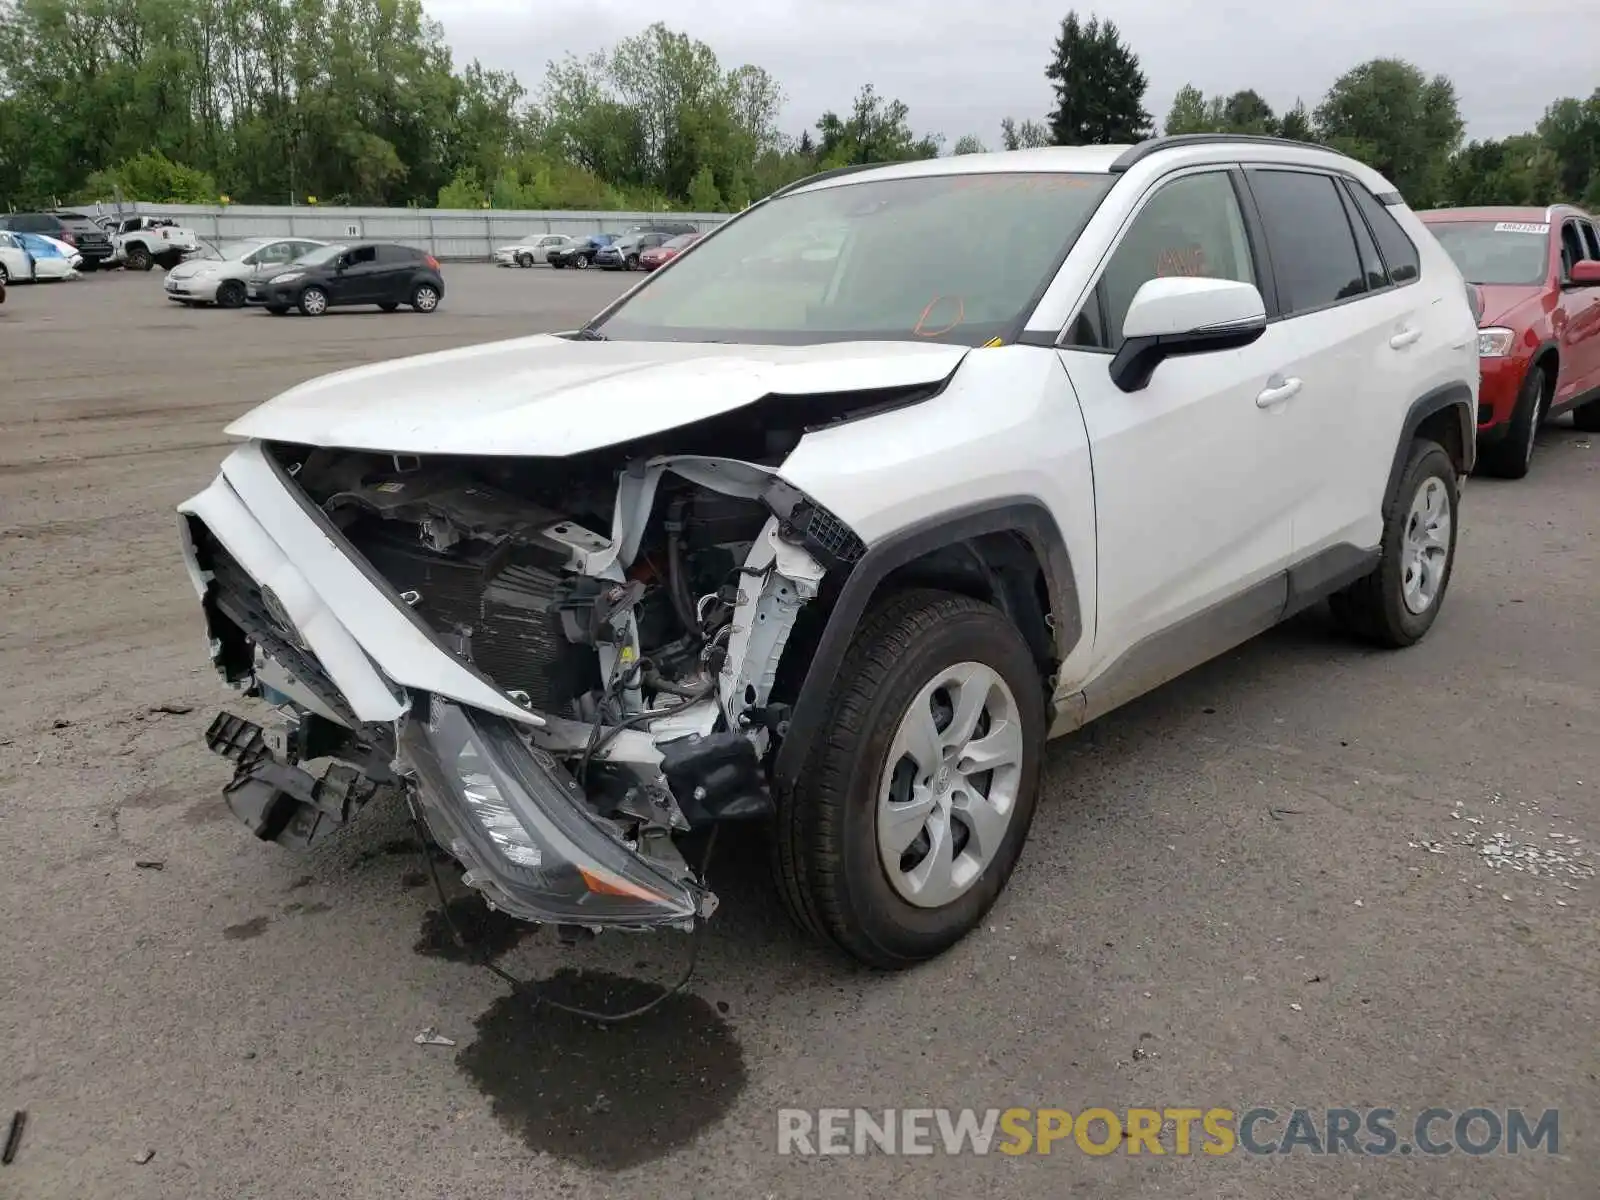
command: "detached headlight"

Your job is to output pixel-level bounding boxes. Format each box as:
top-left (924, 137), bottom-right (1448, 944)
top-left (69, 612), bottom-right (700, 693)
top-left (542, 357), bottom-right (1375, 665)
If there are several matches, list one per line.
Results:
top-left (269, 271), bottom-right (303, 284)
top-left (1478, 327), bottom-right (1515, 357)
top-left (403, 700), bottom-right (704, 928)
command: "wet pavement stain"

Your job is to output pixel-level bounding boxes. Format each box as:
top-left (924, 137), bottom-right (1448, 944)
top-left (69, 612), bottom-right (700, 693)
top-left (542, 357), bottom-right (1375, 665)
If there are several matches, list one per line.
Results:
top-left (413, 896), bottom-right (534, 963)
top-left (457, 969), bottom-right (747, 1170)
top-left (282, 901), bottom-right (333, 916)
top-left (121, 785), bottom-right (185, 811)
top-left (182, 797), bottom-right (231, 826)
top-left (223, 916), bottom-right (271, 941)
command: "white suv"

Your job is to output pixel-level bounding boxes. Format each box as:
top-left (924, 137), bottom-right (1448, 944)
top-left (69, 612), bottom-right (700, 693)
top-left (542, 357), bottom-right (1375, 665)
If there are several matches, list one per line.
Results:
top-left (178, 135), bottom-right (1478, 970)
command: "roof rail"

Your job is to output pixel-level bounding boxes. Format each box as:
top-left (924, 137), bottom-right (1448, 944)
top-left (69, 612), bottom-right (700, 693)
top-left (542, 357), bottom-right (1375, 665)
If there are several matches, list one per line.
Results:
top-left (768, 162), bottom-right (891, 199)
top-left (1108, 133), bottom-right (1333, 173)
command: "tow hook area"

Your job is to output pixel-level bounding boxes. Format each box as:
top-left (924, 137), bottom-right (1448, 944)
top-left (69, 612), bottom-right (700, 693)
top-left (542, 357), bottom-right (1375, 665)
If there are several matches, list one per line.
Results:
top-left (205, 712), bottom-right (399, 850)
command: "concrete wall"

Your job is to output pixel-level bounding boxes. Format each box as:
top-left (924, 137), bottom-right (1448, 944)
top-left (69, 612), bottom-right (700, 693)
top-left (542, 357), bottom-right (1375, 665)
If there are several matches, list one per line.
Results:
top-left (104, 202), bottom-right (732, 260)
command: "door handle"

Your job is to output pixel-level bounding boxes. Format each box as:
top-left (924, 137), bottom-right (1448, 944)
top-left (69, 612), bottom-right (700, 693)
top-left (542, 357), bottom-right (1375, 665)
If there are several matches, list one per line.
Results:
top-left (1256, 376), bottom-right (1303, 408)
top-left (1389, 327), bottom-right (1422, 349)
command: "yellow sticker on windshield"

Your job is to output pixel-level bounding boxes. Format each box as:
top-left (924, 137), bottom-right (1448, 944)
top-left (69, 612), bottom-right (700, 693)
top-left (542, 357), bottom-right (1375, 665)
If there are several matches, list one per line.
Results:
top-left (983, 336), bottom-right (1005, 347)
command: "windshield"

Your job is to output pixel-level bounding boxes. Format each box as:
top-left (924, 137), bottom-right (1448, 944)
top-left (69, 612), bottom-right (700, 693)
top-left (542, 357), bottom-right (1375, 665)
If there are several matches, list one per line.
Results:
top-left (1428, 221), bottom-right (1550, 286)
top-left (219, 241), bottom-right (264, 261)
top-left (296, 244), bottom-right (347, 266)
top-left (663, 234), bottom-right (697, 250)
top-left (592, 171), bottom-right (1115, 346)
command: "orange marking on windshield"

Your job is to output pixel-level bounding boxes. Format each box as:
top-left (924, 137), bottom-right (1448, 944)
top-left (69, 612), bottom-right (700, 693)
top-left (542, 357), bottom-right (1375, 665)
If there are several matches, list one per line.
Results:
top-left (913, 295), bottom-right (965, 337)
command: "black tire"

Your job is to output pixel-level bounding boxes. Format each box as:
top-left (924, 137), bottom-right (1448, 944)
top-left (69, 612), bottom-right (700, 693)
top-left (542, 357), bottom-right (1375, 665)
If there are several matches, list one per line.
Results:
top-left (516, 252), bottom-right (533, 268)
top-left (410, 282), bottom-right (440, 313)
top-left (1330, 439), bottom-right (1459, 648)
top-left (297, 286), bottom-right (328, 316)
top-left (0, 263), bottom-right (7, 284)
top-left (626, 254), bottom-right (640, 271)
top-left (125, 246), bottom-right (152, 272)
top-left (1476, 364), bottom-right (1547, 479)
top-left (79, 259), bottom-right (99, 273)
top-left (575, 255), bottom-right (590, 270)
top-left (551, 259), bottom-right (565, 269)
top-left (772, 589), bottom-right (1046, 968)
top-left (215, 279), bottom-right (246, 309)
top-left (379, 301), bottom-right (399, 312)
top-left (265, 305), bottom-right (289, 315)
top-left (1573, 398), bottom-right (1600, 433)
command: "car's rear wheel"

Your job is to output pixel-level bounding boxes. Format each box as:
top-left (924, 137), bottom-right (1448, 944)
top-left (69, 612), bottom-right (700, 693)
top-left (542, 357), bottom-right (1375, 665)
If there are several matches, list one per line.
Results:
top-left (1477, 365), bottom-right (1547, 479)
top-left (125, 246), bottom-right (152, 272)
top-left (773, 589), bottom-right (1045, 968)
top-left (411, 283), bottom-right (440, 313)
top-left (1330, 439), bottom-right (1458, 648)
top-left (298, 286), bottom-right (328, 316)
top-left (215, 279), bottom-right (246, 309)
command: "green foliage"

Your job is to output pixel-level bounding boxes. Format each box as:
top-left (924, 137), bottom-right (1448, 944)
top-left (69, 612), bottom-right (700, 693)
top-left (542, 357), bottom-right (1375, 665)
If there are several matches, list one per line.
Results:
top-left (999, 117), bottom-right (1051, 150)
top-left (1044, 12), bottom-right (1152, 145)
top-left (80, 150), bottom-right (218, 203)
top-left (1315, 58), bottom-right (1464, 209)
top-left (952, 134), bottom-right (987, 156)
top-left (2, 1), bottom-right (1597, 216)
top-left (816, 84), bottom-right (941, 166)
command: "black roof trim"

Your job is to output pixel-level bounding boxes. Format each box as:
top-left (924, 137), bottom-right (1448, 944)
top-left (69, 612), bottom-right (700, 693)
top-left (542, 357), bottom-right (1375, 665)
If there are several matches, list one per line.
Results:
top-left (1373, 190), bottom-right (1404, 207)
top-left (769, 162), bottom-right (891, 199)
top-left (1108, 133), bottom-right (1335, 173)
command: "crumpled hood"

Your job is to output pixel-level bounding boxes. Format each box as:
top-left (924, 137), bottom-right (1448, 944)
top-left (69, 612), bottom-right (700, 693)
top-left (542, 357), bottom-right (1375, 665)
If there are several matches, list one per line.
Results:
top-left (225, 335), bottom-right (970, 456)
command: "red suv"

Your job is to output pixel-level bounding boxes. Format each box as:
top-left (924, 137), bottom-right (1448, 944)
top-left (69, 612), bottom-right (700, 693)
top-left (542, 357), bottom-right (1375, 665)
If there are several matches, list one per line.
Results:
top-left (1419, 205), bottom-right (1600, 477)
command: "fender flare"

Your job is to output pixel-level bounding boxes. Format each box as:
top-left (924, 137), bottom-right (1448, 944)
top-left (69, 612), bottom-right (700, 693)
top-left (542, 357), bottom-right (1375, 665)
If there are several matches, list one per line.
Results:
top-left (1385, 382), bottom-right (1476, 509)
top-left (772, 497), bottom-right (1082, 792)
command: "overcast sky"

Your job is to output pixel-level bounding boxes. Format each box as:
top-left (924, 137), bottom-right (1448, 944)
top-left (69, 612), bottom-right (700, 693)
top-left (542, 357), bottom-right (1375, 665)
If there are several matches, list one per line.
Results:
top-left (427, 0), bottom-right (1596, 147)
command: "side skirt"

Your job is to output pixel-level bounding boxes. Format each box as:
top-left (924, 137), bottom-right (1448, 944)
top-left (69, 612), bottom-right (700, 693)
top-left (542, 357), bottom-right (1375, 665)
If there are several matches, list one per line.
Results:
top-left (1050, 542), bottom-right (1380, 736)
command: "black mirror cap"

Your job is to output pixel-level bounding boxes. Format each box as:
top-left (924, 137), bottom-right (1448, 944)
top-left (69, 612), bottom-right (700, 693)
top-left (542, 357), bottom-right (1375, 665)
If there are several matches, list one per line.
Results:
top-left (1109, 320), bottom-right (1268, 394)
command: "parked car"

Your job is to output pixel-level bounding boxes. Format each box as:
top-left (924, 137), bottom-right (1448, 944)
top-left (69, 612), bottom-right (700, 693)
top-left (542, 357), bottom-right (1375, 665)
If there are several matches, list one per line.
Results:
top-left (1419, 205), bottom-right (1600, 475)
top-left (638, 232), bottom-right (701, 270)
top-left (597, 231), bottom-right (676, 271)
top-left (176, 136), bottom-right (1477, 973)
top-left (493, 234), bottom-right (578, 268)
top-left (0, 231), bottom-right (32, 283)
top-left (0, 211), bottom-right (113, 269)
top-left (0, 271), bottom-right (6, 305)
top-left (164, 237), bottom-right (327, 307)
top-left (547, 234), bottom-right (614, 270)
top-left (111, 215), bottom-right (202, 271)
top-left (245, 241), bottom-right (444, 315)
top-left (618, 220), bottom-right (698, 239)
top-left (13, 232), bottom-right (81, 279)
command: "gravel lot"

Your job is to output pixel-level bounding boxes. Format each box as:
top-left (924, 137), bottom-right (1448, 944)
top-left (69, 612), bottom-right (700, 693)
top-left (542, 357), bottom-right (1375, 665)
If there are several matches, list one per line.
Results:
top-left (1, 265), bottom-right (1596, 1199)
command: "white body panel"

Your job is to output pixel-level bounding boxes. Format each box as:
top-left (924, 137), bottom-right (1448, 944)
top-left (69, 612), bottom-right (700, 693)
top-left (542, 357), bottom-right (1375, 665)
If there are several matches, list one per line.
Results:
top-left (224, 335), bottom-right (970, 456)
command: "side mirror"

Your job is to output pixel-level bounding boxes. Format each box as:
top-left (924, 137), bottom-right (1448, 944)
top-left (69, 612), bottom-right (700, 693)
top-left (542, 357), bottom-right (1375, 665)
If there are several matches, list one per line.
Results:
top-left (1110, 277), bottom-right (1267, 393)
top-left (1565, 260), bottom-right (1600, 288)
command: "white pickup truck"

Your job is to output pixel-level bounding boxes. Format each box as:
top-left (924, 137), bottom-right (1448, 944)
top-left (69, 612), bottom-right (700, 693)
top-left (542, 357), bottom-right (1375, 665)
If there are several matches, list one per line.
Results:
top-left (110, 216), bottom-right (201, 271)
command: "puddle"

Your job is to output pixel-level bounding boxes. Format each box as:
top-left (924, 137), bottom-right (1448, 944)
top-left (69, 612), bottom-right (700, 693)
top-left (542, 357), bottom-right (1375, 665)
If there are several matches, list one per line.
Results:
top-left (223, 916), bottom-right (270, 941)
top-left (414, 896), bottom-right (535, 963)
top-left (458, 969), bottom-right (747, 1170)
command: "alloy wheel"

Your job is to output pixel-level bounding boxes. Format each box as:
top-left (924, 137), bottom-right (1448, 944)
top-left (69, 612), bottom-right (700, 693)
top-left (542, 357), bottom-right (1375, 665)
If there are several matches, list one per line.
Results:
top-left (1401, 476), bottom-right (1452, 615)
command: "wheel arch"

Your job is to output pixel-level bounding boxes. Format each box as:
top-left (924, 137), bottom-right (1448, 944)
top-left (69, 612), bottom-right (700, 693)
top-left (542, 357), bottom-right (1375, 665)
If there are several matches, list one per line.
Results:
top-left (1386, 382), bottom-right (1475, 508)
top-left (1528, 341), bottom-right (1560, 401)
top-left (771, 497), bottom-right (1082, 792)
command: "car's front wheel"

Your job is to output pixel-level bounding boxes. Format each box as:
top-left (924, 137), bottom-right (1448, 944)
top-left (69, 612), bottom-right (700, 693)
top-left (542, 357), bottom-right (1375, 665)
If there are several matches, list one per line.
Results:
top-left (297, 286), bottom-right (328, 316)
top-left (1330, 439), bottom-right (1459, 647)
top-left (516, 252), bottom-right (533, 268)
top-left (774, 589), bottom-right (1045, 968)
top-left (1477, 365), bottom-right (1547, 479)
top-left (215, 280), bottom-right (246, 309)
top-left (575, 256), bottom-right (590, 270)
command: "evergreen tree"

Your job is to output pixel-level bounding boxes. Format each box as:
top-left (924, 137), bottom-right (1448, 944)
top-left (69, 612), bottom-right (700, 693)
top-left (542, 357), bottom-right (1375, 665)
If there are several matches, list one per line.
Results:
top-left (1044, 12), bottom-right (1152, 146)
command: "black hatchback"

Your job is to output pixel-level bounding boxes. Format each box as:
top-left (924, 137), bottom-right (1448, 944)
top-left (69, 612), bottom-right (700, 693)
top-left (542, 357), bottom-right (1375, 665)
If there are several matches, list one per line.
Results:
top-left (247, 241), bottom-right (445, 315)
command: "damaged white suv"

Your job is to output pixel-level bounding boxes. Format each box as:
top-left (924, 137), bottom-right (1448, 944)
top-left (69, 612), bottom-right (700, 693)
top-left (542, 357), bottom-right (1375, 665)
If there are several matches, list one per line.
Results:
top-left (179, 135), bottom-right (1478, 968)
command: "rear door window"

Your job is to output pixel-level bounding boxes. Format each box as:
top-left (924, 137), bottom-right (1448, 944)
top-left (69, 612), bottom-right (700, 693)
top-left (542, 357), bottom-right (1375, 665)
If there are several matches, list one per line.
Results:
top-left (375, 244), bottom-right (416, 264)
top-left (345, 245), bottom-right (378, 266)
top-left (1579, 220), bottom-right (1600, 262)
top-left (1246, 169), bottom-right (1366, 314)
top-left (1336, 182), bottom-right (1388, 291)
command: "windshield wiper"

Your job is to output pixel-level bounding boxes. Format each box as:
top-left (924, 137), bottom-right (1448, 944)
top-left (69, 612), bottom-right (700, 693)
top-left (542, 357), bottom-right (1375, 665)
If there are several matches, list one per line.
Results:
top-left (575, 325), bottom-right (607, 341)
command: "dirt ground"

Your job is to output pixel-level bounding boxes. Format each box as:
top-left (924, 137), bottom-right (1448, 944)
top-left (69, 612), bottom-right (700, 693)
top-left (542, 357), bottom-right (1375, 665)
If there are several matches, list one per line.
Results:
top-left (1, 266), bottom-right (1596, 1199)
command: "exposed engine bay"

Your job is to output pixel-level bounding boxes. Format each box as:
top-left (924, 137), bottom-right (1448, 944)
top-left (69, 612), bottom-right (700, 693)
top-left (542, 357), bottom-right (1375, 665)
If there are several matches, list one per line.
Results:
top-left (183, 419), bottom-right (871, 934)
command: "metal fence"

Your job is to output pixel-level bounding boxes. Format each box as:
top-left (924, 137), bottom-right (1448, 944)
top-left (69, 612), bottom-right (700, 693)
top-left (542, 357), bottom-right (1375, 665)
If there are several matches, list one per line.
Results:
top-left (101, 202), bottom-right (732, 260)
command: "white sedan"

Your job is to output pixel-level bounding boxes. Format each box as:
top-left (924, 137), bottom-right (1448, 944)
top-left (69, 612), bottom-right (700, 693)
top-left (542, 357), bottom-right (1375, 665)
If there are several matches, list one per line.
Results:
top-left (3, 231), bottom-right (82, 280)
top-left (163, 236), bottom-right (327, 307)
top-left (492, 234), bottom-right (577, 267)
top-left (0, 232), bottom-right (29, 283)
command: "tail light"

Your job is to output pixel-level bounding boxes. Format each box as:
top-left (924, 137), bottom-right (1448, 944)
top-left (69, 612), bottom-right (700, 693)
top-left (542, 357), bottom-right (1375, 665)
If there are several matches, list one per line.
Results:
top-left (424, 254), bottom-right (440, 270)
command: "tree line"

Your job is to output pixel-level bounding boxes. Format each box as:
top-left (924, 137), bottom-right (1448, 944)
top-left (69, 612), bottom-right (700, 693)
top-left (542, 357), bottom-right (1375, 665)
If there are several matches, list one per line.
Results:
top-left (1, 0), bottom-right (1596, 214)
